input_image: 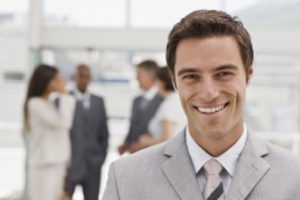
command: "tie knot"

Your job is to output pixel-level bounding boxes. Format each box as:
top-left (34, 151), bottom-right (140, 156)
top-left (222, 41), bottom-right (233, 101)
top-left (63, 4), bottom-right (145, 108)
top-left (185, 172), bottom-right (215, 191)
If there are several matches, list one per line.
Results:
top-left (140, 97), bottom-right (149, 109)
top-left (203, 159), bottom-right (223, 175)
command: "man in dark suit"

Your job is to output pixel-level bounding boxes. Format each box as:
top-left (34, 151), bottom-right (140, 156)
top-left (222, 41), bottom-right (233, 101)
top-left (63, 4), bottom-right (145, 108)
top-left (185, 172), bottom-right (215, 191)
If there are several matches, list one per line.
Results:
top-left (65, 64), bottom-right (109, 200)
top-left (118, 60), bottom-right (163, 154)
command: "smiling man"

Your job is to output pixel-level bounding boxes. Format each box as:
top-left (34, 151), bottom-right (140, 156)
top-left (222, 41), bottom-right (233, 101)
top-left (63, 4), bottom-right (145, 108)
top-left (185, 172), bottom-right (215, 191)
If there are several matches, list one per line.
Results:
top-left (102, 10), bottom-right (300, 200)
top-left (174, 36), bottom-right (249, 158)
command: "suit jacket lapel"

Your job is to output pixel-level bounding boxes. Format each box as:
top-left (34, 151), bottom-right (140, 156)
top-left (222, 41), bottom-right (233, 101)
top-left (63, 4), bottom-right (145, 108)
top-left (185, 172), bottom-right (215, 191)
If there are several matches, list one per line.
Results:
top-left (161, 131), bottom-right (204, 200)
top-left (226, 133), bottom-right (270, 200)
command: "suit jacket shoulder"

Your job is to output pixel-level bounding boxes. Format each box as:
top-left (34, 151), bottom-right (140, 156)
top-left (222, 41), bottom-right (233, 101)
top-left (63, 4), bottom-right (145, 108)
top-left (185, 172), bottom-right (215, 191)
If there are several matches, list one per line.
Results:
top-left (113, 140), bottom-right (167, 174)
top-left (103, 131), bottom-right (202, 200)
top-left (227, 134), bottom-right (300, 200)
top-left (265, 141), bottom-right (300, 168)
top-left (103, 131), bottom-right (300, 200)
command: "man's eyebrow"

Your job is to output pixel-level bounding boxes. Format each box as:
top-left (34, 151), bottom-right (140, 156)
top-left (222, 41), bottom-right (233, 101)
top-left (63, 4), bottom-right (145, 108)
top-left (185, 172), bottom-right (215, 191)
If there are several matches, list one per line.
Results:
top-left (177, 68), bottom-right (199, 76)
top-left (176, 64), bottom-right (239, 76)
top-left (215, 64), bottom-right (239, 71)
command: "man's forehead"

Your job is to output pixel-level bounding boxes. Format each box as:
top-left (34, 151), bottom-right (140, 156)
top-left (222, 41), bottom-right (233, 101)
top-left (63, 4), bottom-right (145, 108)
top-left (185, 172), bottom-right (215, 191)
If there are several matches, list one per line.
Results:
top-left (78, 67), bottom-right (90, 74)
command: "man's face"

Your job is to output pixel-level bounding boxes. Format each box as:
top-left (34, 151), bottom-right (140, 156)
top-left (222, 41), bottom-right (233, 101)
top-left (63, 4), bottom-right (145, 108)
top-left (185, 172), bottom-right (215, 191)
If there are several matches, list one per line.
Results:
top-left (75, 67), bottom-right (91, 93)
top-left (174, 36), bottom-right (253, 144)
top-left (136, 67), bottom-right (155, 91)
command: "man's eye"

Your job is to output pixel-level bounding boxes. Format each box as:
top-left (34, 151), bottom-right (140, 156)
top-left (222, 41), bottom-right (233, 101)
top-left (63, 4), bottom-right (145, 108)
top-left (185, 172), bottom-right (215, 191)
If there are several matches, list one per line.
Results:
top-left (217, 71), bottom-right (233, 77)
top-left (218, 72), bottom-right (228, 76)
top-left (183, 74), bottom-right (198, 80)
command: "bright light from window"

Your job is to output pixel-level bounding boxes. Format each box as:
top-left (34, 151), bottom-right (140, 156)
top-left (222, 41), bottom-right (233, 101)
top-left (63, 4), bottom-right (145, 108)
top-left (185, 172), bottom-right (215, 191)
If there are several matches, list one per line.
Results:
top-left (44, 0), bottom-right (126, 27)
top-left (0, 0), bottom-right (28, 13)
top-left (43, 0), bottom-right (259, 28)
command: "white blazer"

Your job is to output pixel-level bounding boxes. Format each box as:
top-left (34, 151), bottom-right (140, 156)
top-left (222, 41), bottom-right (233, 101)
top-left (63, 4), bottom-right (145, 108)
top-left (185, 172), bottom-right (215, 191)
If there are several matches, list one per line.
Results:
top-left (28, 94), bottom-right (75, 166)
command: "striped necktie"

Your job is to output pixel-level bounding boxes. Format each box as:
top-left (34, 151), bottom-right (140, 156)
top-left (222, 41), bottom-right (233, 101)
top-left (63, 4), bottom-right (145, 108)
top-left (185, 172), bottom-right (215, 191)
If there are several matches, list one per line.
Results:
top-left (203, 159), bottom-right (225, 200)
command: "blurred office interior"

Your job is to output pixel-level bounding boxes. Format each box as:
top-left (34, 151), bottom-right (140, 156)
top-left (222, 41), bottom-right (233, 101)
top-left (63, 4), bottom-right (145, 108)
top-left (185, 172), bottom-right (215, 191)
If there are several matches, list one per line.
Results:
top-left (0, 0), bottom-right (300, 199)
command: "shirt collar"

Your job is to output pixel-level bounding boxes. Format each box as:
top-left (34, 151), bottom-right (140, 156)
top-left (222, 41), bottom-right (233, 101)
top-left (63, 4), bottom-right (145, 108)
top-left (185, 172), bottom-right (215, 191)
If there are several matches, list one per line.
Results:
top-left (74, 87), bottom-right (90, 101)
top-left (186, 124), bottom-right (248, 176)
top-left (142, 85), bottom-right (158, 101)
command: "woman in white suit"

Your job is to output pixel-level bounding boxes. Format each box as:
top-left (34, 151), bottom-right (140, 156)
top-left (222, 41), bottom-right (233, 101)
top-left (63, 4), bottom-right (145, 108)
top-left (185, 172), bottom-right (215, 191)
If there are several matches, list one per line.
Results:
top-left (23, 64), bottom-right (75, 200)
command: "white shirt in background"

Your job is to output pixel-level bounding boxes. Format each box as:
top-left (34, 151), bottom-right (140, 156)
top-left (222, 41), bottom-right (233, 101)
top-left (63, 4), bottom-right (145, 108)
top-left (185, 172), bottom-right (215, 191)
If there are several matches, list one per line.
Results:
top-left (142, 85), bottom-right (158, 101)
top-left (148, 92), bottom-right (186, 139)
top-left (73, 88), bottom-right (91, 109)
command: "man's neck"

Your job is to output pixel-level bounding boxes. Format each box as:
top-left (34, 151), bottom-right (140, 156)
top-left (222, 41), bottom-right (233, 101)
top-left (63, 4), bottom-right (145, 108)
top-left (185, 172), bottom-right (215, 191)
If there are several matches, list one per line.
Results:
top-left (189, 125), bottom-right (244, 157)
top-left (78, 89), bottom-right (86, 94)
top-left (143, 84), bottom-right (154, 92)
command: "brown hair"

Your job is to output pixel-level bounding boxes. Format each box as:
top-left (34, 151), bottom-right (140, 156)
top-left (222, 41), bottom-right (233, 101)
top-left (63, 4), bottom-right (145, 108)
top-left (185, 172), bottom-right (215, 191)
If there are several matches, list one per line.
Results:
top-left (77, 63), bottom-right (90, 72)
top-left (136, 60), bottom-right (159, 72)
top-left (166, 9), bottom-right (253, 82)
top-left (23, 64), bottom-right (58, 131)
top-left (156, 67), bottom-right (174, 92)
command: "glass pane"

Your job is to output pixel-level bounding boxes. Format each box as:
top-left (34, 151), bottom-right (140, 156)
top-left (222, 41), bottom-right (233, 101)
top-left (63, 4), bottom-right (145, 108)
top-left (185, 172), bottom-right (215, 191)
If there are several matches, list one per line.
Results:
top-left (226, 0), bottom-right (259, 14)
top-left (131, 0), bottom-right (220, 28)
top-left (130, 0), bottom-right (259, 28)
top-left (0, 0), bottom-right (29, 73)
top-left (0, 0), bottom-right (28, 28)
top-left (235, 0), bottom-right (300, 30)
top-left (44, 0), bottom-right (126, 28)
top-left (0, 1), bottom-right (29, 197)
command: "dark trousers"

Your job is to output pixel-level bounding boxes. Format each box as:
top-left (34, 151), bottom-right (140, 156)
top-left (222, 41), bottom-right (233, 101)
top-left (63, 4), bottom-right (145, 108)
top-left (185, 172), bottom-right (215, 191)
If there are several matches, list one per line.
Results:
top-left (65, 169), bottom-right (101, 200)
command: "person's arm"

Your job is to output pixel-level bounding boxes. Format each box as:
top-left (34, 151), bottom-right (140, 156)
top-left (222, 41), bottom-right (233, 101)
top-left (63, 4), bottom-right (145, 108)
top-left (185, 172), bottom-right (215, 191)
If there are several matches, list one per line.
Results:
top-left (102, 162), bottom-right (121, 200)
top-left (29, 99), bottom-right (63, 129)
top-left (124, 97), bottom-right (139, 143)
top-left (28, 94), bottom-right (75, 130)
top-left (50, 73), bottom-right (75, 130)
top-left (58, 94), bottom-right (76, 130)
top-left (118, 142), bottom-right (129, 155)
top-left (118, 97), bottom-right (138, 154)
top-left (138, 120), bottom-right (174, 147)
top-left (127, 139), bottom-right (147, 153)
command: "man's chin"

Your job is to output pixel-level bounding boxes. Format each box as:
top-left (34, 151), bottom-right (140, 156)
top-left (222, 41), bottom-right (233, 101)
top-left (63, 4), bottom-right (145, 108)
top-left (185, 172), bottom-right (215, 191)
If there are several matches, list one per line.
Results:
top-left (194, 124), bottom-right (226, 138)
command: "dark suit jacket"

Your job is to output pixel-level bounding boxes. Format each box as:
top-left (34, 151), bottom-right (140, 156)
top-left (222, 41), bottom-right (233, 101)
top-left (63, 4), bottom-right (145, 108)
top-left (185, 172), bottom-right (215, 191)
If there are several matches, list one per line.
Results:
top-left (103, 130), bottom-right (300, 200)
top-left (125, 94), bottom-right (163, 143)
top-left (67, 93), bottom-right (109, 181)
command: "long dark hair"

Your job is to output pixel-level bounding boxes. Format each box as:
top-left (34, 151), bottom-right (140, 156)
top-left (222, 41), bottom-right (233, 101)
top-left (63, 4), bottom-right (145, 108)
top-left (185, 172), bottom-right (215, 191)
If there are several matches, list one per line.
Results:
top-left (156, 67), bottom-right (174, 92)
top-left (23, 64), bottom-right (58, 131)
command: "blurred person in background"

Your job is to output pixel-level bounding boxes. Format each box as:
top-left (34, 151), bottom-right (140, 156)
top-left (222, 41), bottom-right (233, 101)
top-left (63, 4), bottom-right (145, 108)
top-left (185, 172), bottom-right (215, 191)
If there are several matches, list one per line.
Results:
top-left (118, 60), bottom-right (163, 154)
top-left (23, 64), bottom-right (75, 200)
top-left (64, 64), bottom-right (109, 200)
top-left (137, 66), bottom-right (186, 149)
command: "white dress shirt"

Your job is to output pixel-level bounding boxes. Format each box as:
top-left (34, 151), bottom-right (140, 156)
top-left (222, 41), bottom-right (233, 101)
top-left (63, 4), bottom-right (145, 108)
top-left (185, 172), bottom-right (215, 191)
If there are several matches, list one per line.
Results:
top-left (148, 92), bottom-right (186, 139)
top-left (142, 85), bottom-right (158, 101)
top-left (186, 124), bottom-right (248, 194)
top-left (73, 88), bottom-right (91, 109)
top-left (138, 86), bottom-right (158, 109)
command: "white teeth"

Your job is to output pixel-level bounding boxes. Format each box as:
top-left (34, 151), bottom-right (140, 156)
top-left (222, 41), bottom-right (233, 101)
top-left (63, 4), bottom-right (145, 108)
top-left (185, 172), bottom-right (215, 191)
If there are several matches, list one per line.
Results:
top-left (197, 105), bottom-right (224, 114)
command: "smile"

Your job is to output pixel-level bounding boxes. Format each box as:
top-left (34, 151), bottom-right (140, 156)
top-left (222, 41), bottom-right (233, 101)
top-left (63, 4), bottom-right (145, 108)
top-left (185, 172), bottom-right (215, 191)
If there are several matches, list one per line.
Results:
top-left (197, 103), bottom-right (227, 114)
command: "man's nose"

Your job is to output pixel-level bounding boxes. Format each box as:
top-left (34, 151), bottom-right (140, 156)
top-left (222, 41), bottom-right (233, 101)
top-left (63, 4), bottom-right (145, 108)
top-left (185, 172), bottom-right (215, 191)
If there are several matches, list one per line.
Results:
top-left (198, 77), bottom-right (220, 101)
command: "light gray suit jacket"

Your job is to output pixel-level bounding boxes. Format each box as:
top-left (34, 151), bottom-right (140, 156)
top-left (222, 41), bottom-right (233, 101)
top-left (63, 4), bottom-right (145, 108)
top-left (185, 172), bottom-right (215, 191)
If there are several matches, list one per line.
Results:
top-left (103, 130), bottom-right (300, 200)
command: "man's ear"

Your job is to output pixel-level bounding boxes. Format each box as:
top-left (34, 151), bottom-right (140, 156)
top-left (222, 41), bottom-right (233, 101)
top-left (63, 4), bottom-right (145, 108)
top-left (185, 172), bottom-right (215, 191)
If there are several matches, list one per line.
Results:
top-left (247, 66), bottom-right (254, 85)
